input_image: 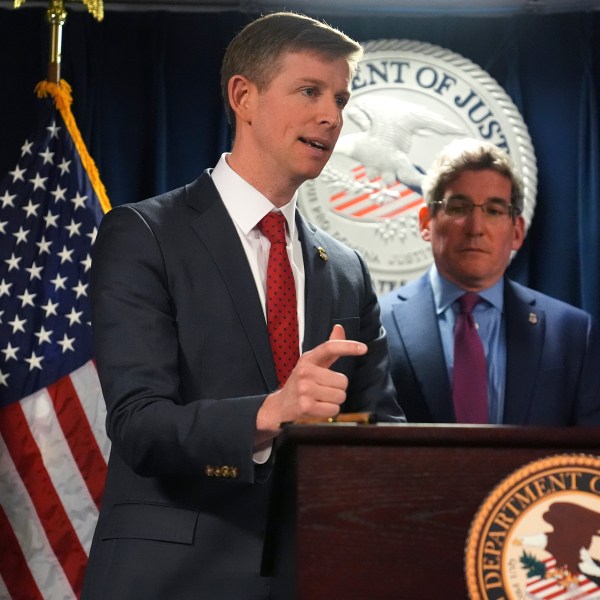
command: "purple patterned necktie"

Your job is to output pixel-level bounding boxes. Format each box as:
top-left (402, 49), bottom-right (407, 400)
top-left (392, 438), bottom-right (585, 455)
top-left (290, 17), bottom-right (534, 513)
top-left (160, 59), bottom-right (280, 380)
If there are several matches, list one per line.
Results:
top-left (452, 292), bottom-right (488, 424)
top-left (257, 212), bottom-right (300, 386)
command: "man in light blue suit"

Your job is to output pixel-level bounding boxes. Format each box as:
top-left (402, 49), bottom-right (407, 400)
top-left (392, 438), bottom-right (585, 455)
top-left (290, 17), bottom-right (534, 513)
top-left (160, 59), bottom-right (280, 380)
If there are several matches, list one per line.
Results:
top-left (380, 138), bottom-right (600, 425)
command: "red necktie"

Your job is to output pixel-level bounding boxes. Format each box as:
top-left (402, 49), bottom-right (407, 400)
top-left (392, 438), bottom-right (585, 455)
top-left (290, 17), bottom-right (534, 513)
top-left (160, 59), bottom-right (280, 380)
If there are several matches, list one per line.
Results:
top-left (452, 293), bottom-right (488, 424)
top-left (257, 212), bottom-right (300, 386)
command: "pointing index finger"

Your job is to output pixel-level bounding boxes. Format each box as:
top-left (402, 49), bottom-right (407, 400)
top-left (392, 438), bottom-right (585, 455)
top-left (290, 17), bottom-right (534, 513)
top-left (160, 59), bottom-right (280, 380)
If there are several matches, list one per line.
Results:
top-left (306, 338), bottom-right (367, 369)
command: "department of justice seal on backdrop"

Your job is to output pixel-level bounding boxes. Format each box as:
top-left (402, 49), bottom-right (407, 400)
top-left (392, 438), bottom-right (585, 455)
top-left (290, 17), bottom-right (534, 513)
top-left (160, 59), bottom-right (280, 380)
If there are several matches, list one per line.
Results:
top-left (465, 454), bottom-right (600, 600)
top-left (298, 39), bottom-right (537, 293)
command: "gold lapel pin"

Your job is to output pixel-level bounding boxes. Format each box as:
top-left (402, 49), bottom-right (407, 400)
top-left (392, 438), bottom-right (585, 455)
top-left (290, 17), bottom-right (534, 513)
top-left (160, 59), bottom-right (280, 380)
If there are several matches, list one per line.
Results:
top-left (529, 312), bottom-right (538, 325)
top-left (317, 246), bottom-right (328, 262)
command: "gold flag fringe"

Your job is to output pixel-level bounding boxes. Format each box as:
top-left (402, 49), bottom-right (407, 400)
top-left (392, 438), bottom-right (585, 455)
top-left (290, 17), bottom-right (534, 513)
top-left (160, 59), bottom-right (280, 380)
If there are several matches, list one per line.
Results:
top-left (35, 79), bottom-right (111, 214)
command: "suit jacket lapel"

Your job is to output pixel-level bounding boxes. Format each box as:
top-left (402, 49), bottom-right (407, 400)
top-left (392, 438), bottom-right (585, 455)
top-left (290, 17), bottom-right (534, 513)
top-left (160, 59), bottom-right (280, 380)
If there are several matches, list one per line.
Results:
top-left (185, 172), bottom-right (278, 390)
top-left (297, 213), bottom-right (332, 352)
top-left (503, 280), bottom-right (545, 424)
top-left (392, 276), bottom-right (454, 422)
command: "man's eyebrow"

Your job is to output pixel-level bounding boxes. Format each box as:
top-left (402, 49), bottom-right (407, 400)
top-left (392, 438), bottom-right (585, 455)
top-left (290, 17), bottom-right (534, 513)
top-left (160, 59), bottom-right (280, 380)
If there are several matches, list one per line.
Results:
top-left (445, 193), bottom-right (470, 201)
top-left (293, 76), bottom-right (325, 86)
top-left (445, 193), bottom-right (510, 203)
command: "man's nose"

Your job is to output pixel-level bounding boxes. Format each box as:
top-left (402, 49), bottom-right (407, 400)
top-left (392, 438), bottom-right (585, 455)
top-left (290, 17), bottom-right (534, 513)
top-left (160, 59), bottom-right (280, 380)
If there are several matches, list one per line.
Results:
top-left (466, 204), bottom-right (486, 232)
top-left (318, 98), bottom-right (342, 128)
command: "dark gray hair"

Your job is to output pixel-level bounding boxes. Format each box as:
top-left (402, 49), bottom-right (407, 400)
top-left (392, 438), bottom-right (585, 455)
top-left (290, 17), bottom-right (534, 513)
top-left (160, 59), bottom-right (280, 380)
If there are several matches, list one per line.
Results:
top-left (220, 11), bottom-right (363, 140)
top-left (422, 138), bottom-right (524, 217)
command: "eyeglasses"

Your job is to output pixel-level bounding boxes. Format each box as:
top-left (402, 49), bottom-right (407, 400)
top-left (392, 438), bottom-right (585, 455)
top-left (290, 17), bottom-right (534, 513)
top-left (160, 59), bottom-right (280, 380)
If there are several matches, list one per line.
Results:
top-left (431, 197), bottom-right (521, 220)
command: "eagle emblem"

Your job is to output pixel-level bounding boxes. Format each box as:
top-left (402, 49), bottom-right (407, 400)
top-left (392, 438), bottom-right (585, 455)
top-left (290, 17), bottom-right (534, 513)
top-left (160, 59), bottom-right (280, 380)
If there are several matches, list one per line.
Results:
top-left (517, 502), bottom-right (600, 599)
top-left (465, 454), bottom-right (600, 600)
top-left (320, 96), bottom-right (463, 228)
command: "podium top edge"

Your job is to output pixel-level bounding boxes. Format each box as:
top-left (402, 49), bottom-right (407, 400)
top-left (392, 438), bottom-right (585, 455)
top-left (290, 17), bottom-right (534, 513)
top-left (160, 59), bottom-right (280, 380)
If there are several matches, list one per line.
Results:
top-left (277, 423), bottom-right (600, 449)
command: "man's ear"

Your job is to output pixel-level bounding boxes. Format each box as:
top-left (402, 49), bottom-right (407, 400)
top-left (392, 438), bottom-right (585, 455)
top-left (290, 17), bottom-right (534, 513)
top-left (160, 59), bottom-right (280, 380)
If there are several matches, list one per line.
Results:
top-left (228, 75), bottom-right (255, 126)
top-left (512, 215), bottom-right (526, 252)
top-left (419, 205), bottom-right (432, 242)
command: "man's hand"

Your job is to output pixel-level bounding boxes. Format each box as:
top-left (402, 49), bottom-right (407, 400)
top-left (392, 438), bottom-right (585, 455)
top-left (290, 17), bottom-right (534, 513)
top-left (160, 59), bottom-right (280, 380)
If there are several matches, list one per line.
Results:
top-left (255, 324), bottom-right (366, 447)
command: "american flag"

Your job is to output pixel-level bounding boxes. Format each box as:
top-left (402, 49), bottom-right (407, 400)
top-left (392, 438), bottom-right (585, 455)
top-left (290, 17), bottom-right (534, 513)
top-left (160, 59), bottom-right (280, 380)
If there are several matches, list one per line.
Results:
top-left (0, 82), bottom-right (110, 599)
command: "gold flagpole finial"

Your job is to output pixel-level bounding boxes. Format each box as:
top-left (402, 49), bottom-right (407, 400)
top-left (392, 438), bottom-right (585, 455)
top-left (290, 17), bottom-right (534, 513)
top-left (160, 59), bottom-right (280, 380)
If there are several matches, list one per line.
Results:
top-left (14, 0), bottom-right (104, 21)
top-left (13, 0), bottom-right (104, 83)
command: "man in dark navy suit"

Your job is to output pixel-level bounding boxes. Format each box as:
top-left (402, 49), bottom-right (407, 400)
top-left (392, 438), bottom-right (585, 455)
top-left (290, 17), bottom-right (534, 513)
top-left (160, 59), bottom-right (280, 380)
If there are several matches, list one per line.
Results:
top-left (380, 137), bottom-right (600, 425)
top-left (82, 12), bottom-right (404, 600)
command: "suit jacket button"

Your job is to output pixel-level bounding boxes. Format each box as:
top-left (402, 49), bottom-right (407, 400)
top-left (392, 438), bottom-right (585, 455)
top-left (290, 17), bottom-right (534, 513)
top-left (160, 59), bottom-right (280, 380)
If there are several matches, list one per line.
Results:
top-left (221, 466), bottom-right (231, 478)
top-left (214, 467), bottom-right (222, 477)
top-left (205, 465), bottom-right (215, 477)
top-left (230, 467), bottom-right (239, 479)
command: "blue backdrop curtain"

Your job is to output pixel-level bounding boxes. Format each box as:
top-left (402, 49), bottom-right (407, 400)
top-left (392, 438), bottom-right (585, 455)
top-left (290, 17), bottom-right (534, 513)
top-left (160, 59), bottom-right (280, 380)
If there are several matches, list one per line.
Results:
top-left (1, 7), bottom-right (599, 317)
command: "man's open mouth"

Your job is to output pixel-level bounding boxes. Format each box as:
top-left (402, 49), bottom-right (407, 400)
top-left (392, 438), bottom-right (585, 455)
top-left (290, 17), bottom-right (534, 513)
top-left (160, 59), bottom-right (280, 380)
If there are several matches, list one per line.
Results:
top-left (299, 137), bottom-right (328, 151)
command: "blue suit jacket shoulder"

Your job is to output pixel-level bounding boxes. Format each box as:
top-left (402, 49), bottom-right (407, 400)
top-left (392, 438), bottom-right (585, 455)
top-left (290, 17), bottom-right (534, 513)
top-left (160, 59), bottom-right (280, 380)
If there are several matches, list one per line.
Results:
top-left (380, 274), bottom-right (600, 425)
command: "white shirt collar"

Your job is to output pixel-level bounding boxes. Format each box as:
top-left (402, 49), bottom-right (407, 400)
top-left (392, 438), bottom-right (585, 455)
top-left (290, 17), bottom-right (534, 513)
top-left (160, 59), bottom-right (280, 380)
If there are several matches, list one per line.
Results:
top-left (211, 153), bottom-right (298, 237)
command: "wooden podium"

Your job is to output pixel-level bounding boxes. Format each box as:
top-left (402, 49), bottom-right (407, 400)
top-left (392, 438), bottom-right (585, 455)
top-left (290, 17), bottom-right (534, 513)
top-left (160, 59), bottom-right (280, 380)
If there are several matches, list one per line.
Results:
top-left (263, 424), bottom-right (600, 599)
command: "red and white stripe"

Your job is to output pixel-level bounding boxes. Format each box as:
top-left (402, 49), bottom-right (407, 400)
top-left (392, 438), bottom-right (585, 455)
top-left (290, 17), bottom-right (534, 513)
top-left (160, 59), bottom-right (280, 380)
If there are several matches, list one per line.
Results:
top-left (0, 360), bottom-right (109, 599)
top-left (526, 557), bottom-right (600, 599)
top-left (329, 164), bottom-right (424, 222)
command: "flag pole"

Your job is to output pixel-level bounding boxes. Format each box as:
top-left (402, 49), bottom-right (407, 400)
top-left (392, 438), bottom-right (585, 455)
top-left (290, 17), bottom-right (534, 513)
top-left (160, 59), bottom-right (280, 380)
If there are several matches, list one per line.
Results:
top-left (13, 0), bottom-right (105, 83)
top-left (47, 0), bottom-right (67, 83)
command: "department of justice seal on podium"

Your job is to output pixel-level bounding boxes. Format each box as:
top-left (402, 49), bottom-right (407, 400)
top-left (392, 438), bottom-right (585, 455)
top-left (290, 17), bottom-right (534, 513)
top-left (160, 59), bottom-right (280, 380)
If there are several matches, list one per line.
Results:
top-left (465, 454), bottom-right (600, 600)
top-left (298, 39), bottom-right (537, 293)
